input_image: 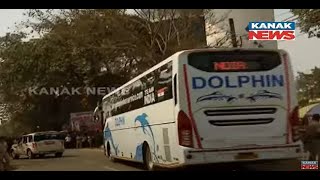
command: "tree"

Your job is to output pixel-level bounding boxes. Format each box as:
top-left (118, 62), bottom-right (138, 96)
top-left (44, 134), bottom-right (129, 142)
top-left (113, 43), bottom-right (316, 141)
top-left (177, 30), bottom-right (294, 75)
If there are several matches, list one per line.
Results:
top-left (0, 9), bottom-right (231, 135)
top-left (0, 10), bottom-right (133, 133)
top-left (291, 9), bottom-right (320, 38)
top-left (124, 9), bottom-right (231, 76)
top-left (296, 66), bottom-right (320, 107)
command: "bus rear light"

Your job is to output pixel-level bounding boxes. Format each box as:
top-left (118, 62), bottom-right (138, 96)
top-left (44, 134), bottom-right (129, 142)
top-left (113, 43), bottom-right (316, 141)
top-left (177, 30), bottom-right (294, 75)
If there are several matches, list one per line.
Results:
top-left (289, 106), bottom-right (300, 142)
top-left (178, 110), bottom-right (194, 148)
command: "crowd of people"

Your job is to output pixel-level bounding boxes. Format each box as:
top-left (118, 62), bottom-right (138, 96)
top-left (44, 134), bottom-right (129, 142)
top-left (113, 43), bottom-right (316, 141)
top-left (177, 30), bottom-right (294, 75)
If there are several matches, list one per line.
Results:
top-left (64, 132), bottom-right (103, 149)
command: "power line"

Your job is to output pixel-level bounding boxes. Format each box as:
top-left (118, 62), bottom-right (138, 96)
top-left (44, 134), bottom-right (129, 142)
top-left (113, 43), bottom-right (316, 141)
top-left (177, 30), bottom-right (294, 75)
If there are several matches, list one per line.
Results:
top-left (275, 11), bottom-right (291, 19)
top-left (260, 16), bottom-right (302, 45)
top-left (279, 15), bottom-right (298, 22)
top-left (260, 33), bottom-right (305, 46)
top-left (280, 16), bottom-right (294, 22)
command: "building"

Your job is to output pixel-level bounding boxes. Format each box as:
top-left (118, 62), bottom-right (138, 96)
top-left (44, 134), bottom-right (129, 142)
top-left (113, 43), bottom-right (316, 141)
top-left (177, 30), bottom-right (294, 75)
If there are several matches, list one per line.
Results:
top-left (70, 111), bottom-right (102, 133)
top-left (206, 9), bottom-right (278, 49)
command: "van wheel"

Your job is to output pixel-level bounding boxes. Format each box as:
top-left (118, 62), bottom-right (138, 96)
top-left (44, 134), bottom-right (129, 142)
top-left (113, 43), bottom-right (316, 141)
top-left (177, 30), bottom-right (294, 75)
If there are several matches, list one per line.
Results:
top-left (27, 149), bottom-right (35, 159)
top-left (143, 144), bottom-right (155, 171)
top-left (55, 152), bottom-right (63, 158)
top-left (107, 142), bottom-right (117, 162)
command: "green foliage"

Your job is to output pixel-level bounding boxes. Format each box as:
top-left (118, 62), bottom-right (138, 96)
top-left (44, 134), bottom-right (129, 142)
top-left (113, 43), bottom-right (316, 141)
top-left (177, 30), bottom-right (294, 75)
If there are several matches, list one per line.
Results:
top-left (296, 67), bottom-right (320, 107)
top-left (291, 9), bottom-right (320, 38)
top-left (0, 9), bottom-right (227, 135)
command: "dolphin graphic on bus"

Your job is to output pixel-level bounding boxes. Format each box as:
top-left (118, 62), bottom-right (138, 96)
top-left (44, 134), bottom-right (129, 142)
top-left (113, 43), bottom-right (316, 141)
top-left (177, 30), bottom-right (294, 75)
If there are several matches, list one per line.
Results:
top-left (134, 113), bottom-right (159, 163)
top-left (246, 90), bottom-right (283, 102)
top-left (104, 127), bottom-right (119, 155)
top-left (197, 91), bottom-right (237, 103)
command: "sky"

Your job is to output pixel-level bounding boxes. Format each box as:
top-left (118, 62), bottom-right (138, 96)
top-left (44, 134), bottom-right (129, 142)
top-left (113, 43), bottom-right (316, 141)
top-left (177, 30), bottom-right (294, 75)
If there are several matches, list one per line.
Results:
top-left (0, 9), bottom-right (319, 75)
top-left (273, 9), bottom-right (320, 75)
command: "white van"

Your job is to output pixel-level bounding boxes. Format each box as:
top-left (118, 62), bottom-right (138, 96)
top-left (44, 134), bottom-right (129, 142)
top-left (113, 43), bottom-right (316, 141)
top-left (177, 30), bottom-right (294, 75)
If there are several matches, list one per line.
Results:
top-left (11, 131), bottom-right (65, 159)
top-left (102, 48), bottom-right (303, 170)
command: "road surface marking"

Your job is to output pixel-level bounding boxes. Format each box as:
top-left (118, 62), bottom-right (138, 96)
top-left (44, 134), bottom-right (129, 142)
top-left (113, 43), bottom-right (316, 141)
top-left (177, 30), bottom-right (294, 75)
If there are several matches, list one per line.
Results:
top-left (79, 148), bottom-right (104, 152)
top-left (103, 166), bottom-right (120, 171)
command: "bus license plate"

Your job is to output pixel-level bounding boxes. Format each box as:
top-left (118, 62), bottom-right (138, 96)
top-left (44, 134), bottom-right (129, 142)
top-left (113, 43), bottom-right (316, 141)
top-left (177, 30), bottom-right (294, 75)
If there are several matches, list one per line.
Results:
top-left (235, 152), bottom-right (258, 160)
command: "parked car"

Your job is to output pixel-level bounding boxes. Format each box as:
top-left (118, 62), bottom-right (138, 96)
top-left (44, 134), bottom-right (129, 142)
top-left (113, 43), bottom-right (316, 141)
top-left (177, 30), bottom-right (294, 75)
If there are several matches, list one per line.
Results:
top-left (10, 131), bottom-right (65, 159)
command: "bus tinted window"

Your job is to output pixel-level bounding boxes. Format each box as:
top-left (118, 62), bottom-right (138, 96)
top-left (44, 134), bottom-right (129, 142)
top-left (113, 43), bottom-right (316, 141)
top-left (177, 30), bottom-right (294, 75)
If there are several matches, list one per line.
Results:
top-left (188, 51), bottom-right (281, 72)
top-left (104, 61), bottom-right (173, 116)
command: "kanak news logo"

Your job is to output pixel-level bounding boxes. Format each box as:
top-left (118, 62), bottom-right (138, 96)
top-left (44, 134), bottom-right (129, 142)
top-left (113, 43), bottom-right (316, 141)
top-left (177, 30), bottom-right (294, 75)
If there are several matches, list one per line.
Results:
top-left (301, 161), bottom-right (318, 170)
top-left (247, 22), bottom-right (296, 41)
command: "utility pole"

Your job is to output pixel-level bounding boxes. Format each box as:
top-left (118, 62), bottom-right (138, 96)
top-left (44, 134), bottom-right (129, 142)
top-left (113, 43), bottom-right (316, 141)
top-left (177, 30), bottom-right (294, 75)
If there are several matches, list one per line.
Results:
top-left (229, 18), bottom-right (238, 48)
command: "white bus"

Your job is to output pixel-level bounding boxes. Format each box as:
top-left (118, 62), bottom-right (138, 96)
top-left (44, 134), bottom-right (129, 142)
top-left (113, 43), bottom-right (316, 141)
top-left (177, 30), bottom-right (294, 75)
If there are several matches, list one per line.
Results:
top-left (102, 48), bottom-right (303, 170)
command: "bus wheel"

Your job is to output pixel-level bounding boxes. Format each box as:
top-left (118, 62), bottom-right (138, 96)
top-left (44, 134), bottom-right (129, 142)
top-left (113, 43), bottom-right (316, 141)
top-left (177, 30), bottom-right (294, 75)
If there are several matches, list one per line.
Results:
top-left (143, 144), bottom-right (154, 171)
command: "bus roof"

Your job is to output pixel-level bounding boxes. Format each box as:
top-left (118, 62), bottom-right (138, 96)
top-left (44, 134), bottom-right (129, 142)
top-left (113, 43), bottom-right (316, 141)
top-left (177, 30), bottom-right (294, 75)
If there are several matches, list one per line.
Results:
top-left (101, 48), bottom-right (286, 101)
top-left (24, 131), bottom-right (60, 136)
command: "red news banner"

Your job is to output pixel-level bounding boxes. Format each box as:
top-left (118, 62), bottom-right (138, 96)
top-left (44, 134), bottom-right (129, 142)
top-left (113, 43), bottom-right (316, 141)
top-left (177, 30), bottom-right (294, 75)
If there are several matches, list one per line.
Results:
top-left (301, 161), bottom-right (319, 170)
top-left (247, 22), bottom-right (295, 41)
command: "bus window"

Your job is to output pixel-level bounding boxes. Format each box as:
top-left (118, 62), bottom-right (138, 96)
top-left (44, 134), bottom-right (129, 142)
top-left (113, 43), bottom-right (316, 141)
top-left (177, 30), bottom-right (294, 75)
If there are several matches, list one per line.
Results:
top-left (188, 50), bottom-right (281, 73)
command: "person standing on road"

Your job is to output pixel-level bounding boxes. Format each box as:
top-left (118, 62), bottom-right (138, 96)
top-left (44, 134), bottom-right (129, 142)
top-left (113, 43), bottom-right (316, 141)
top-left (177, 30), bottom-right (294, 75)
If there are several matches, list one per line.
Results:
top-left (76, 134), bottom-right (82, 149)
top-left (0, 137), bottom-right (11, 171)
top-left (82, 134), bottom-right (87, 148)
top-left (88, 135), bottom-right (92, 148)
top-left (71, 132), bottom-right (76, 148)
top-left (302, 113), bottom-right (320, 161)
top-left (65, 134), bottom-right (72, 149)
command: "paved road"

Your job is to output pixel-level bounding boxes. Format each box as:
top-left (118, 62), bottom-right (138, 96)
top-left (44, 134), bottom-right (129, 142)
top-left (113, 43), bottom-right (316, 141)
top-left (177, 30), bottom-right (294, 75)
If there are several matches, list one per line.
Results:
top-left (10, 148), bottom-right (302, 171)
top-left (11, 149), bottom-right (143, 171)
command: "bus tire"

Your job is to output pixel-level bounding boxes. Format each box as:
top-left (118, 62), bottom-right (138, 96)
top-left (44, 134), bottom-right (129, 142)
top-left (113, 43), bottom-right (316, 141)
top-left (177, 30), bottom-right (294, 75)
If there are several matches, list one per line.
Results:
top-left (143, 143), bottom-right (155, 171)
top-left (107, 142), bottom-right (117, 162)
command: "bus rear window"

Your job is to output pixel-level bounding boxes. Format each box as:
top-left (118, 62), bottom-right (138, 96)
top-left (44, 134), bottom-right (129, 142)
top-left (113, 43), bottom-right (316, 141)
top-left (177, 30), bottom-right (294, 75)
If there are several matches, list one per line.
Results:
top-left (187, 51), bottom-right (281, 72)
